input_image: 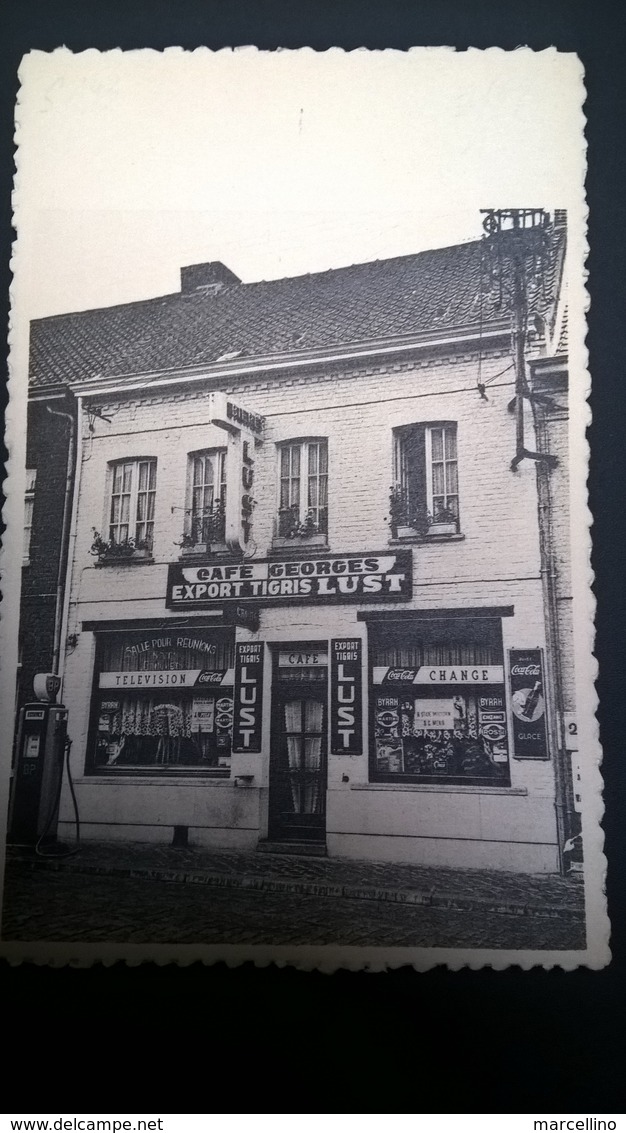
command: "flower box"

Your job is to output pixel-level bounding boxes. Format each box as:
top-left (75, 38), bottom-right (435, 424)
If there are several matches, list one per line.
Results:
top-left (96, 546), bottom-right (152, 565)
top-left (428, 522), bottom-right (458, 536)
top-left (272, 533), bottom-right (329, 549)
top-left (90, 529), bottom-right (153, 565)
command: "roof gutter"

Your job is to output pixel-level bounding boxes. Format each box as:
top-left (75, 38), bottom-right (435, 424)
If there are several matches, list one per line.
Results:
top-left (65, 322), bottom-right (511, 400)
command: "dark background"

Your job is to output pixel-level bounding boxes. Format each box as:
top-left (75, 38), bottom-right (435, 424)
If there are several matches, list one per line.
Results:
top-left (1, 0), bottom-right (625, 1113)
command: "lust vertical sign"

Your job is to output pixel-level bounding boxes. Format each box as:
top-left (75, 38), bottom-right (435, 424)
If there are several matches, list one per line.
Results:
top-left (330, 639), bottom-right (362, 754)
top-left (232, 642), bottom-right (264, 752)
top-left (509, 648), bottom-right (548, 759)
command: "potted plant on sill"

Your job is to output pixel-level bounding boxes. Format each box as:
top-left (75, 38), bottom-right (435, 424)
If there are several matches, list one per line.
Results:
top-left (175, 503), bottom-right (228, 556)
top-left (90, 529), bottom-right (152, 564)
top-left (428, 506), bottom-right (458, 536)
top-left (275, 505), bottom-right (328, 546)
top-left (387, 486), bottom-right (458, 539)
top-left (387, 485), bottom-right (430, 539)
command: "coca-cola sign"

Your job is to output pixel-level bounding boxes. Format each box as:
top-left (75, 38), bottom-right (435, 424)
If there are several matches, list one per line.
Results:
top-left (511, 663), bottom-right (541, 678)
top-left (386, 668), bottom-right (418, 682)
top-left (509, 649), bottom-right (548, 760)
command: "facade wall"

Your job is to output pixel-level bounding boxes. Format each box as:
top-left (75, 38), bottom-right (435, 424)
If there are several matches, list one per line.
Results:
top-left (59, 344), bottom-right (560, 872)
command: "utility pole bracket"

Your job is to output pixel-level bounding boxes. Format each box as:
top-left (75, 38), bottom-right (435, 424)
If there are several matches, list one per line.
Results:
top-left (511, 449), bottom-right (559, 472)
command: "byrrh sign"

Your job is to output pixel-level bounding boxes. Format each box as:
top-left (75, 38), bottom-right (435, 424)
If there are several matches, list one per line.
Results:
top-left (167, 551), bottom-right (412, 609)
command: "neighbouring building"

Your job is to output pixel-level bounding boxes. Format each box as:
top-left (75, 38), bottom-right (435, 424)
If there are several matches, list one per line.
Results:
top-left (16, 387), bottom-right (77, 720)
top-left (23, 219), bottom-right (575, 873)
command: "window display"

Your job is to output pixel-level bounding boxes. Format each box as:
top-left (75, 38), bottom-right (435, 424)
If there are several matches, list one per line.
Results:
top-left (370, 618), bottom-right (510, 785)
top-left (89, 629), bottom-right (235, 774)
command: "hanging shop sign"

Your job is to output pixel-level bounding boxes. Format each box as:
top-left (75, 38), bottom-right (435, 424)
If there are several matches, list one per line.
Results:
top-left (167, 551), bottom-right (412, 609)
top-left (232, 642), bottom-right (264, 752)
top-left (207, 391), bottom-right (264, 554)
top-left (330, 639), bottom-right (362, 754)
top-left (509, 649), bottom-right (548, 759)
top-left (372, 664), bottom-right (504, 686)
top-left (99, 669), bottom-right (234, 689)
top-left (208, 392), bottom-right (264, 439)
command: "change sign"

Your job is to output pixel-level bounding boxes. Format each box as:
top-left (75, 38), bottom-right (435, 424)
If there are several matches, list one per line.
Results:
top-left (509, 648), bottom-right (548, 759)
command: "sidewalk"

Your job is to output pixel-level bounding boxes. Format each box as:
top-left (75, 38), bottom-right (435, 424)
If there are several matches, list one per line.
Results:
top-left (6, 840), bottom-right (585, 922)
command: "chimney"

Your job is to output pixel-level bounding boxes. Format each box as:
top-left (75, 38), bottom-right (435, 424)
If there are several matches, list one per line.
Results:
top-left (180, 262), bottom-right (241, 295)
top-left (553, 209), bottom-right (567, 231)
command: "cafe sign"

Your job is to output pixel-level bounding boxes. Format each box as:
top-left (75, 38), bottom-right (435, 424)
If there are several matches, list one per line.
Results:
top-left (167, 551), bottom-right (412, 609)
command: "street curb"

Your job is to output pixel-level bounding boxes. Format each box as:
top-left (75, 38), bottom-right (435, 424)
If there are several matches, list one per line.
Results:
top-left (8, 855), bottom-right (585, 922)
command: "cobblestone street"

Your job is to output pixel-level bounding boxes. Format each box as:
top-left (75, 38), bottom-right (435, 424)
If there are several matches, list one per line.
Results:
top-left (2, 843), bottom-right (586, 950)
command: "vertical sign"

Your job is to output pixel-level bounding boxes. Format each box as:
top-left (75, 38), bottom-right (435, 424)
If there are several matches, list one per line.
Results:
top-left (232, 642), bottom-right (264, 752)
top-left (509, 649), bottom-right (549, 759)
top-left (330, 639), bottom-right (362, 754)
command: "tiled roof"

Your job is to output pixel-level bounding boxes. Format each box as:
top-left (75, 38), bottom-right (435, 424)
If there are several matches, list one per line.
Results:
top-left (29, 231), bottom-right (565, 389)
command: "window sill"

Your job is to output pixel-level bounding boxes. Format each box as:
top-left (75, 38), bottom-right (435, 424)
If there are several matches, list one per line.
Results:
top-left (271, 535), bottom-right (330, 553)
top-left (389, 533), bottom-right (465, 546)
top-left (94, 554), bottom-right (155, 567)
top-left (178, 543), bottom-right (229, 560)
top-left (83, 772), bottom-right (233, 783)
top-left (352, 782), bottom-right (526, 796)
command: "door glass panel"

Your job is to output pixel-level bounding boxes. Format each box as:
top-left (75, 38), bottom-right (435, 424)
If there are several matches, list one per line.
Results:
top-left (305, 698), bottom-right (323, 732)
top-left (277, 697), bottom-right (325, 817)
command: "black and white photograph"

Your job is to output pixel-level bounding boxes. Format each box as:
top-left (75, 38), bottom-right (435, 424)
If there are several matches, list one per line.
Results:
top-left (0, 46), bottom-right (607, 968)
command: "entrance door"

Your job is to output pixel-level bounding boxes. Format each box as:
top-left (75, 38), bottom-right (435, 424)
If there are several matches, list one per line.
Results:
top-left (269, 675), bottom-right (327, 843)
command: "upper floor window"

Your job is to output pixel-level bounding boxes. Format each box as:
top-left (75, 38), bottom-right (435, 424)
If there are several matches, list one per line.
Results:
top-left (278, 439), bottom-right (328, 540)
top-left (23, 468), bottom-right (36, 563)
top-left (390, 423), bottom-right (459, 538)
top-left (186, 449), bottom-right (227, 546)
top-left (108, 459), bottom-right (157, 549)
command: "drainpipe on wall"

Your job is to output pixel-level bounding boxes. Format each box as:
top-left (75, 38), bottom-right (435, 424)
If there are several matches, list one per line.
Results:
top-left (46, 403), bottom-right (76, 675)
top-left (532, 400), bottom-right (569, 875)
top-left (56, 395), bottom-right (84, 698)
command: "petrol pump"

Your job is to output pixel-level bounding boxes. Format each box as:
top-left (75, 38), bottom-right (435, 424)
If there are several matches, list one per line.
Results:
top-left (10, 673), bottom-right (69, 846)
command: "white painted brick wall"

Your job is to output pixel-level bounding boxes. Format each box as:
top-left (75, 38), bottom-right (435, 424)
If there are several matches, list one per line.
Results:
top-left (68, 348), bottom-right (542, 624)
top-left (60, 346), bottom-right (560, 864)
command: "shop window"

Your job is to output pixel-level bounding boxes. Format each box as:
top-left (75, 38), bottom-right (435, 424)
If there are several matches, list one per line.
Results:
top-left (390, 423), bottom-right (459, 538)
top-left (89, 629), bottom-right (235, 775)
top-left (108, 458), bottom-right (157, 550)
top-left (370, 617), bottom-right (510, 786)
top-left (276, 438), bottom-right (328, 541)
top-left (183, 449), bottom-right (227, 548)
top-left (23, 468), bottom-right (36, 563)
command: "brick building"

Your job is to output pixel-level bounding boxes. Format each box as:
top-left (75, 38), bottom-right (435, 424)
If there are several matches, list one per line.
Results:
top-left (24, 222), bottom-right (574, 873)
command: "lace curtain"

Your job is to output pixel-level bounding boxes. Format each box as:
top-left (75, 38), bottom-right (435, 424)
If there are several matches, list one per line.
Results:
top-left (284, 698), bottom-right (323, 814)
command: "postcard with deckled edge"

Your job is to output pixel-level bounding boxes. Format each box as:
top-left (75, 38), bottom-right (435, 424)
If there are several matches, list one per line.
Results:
top-left (0, 46), bottom-right (609, 969)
